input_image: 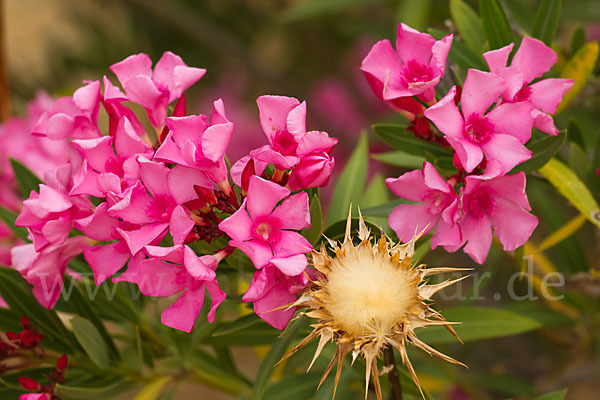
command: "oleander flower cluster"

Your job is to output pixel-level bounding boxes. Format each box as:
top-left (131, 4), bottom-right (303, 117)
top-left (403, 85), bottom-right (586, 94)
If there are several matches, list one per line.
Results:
top-left (362, 24), bottom-right (573, 264)
top-left (8, 52), bottom-right (337, 332)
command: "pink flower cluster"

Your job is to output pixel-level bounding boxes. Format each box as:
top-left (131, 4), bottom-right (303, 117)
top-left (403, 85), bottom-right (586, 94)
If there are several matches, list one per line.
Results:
top-left (362, 26), bottom-right (573, 264)
top-left (10, 52), bottom-right (337, 331)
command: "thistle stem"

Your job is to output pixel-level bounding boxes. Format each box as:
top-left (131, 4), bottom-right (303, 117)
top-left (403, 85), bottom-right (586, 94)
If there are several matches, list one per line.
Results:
top-left (383, 347), bottom-right (403, 400)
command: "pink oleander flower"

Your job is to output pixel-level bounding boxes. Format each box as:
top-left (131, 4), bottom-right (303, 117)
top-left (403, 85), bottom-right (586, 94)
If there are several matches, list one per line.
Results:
top-left (10, 237), bottom-right (88, 308)
top-left (425, 69), bottom-right (534, 173)
top-left (31, 81), bottom-right (101, 140)
top-left (231, 96), bottom-right (337, 190)
top-left (243, 261), bottom-right (312, 330)
top-left (69, 116), bottom-right (153, 198)
top-left (115, 245), bottom-right (226, 333)
top-left (15, 165), bottom-right (93, 251)
top-left (20, 394), bottom-right (49, 400)
top-left (484, 37), bottom-right (573, 135)
top-left (218, 175), bottom-right (312, 270)
top-left (155, 99), bottom-right (233, 186)
top-left (386, 161), bottom-right (461, 250)
top-left (361, 24), bottom-right (453, 113)
top-left (455, 165), bottom-right (538, 264)
top-left (109, 52), bottom-right (206, 127)
top-left (108, 156), bottom-right (208, 255)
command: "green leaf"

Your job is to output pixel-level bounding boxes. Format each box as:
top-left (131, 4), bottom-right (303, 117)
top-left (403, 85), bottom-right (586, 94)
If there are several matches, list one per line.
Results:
top-left (538, 158), bottom-right (600, 228)
top-left (133, 377), bottom-right (171, 400)
top-left (212, 313), bottom-right (262, 337)
top-left (536, 389), bottom-right (568, 400)
top-left (371, 150), bottom-right (425, 168)
top-left (71, 316), bottom-right (111, 369)
top-left (322, 217), bottom-right (382, 243)
top-left (361, 173), bottom-right (389, 208)
top-left (0, 205), bottom-right (29, 241)
top-left (10, 158), bottom-right (42, 198)
top-left (189, 349), bottom-right (245, 396)
top-left (531, 0), bottom-right (562, 46)
top-left (567, 119), bottom-right (586, 149)
top-left (429, 29), bottom-right (487, 72)
top-left (372, 124), bottom-right (451, 158)
top-left (471, 372), bottom-right (534, 396)
top-left (512, 130), bottom-right (566, 173)
top-left (302, 194), bottom-right (323, 244)
top-left (263, 372), bottom-right (322, 400)
top-left (450, 0), bottom-right (485, 53)
top-left (206, 319), bottom-right (280, 346)
top-left (416, 307), bottom-right (541, 344)
top-left (54, 381), bottom-right (136, 400)
top-left (570, 23), bottom-right (586, 55)
top-left (250, 316), bottom-right (307, 400)
top-left (568, 142), bottom-right (590, 179)
top-left (556, 41), bottom-right (599, 114)
top-left (479, 0), bottom-right (514, 49)
top-left (361, 200), bottom-right (406, 218)
top-left (328, 133), bottom-right (368, 225)
top-left (503, 0), bottom-right (536, 32)
top-left (396, 0), bottom-right (431, 31)
top-left (433, 156), bottom-right (458, 176)
top-left (280, 0), bottom-right (379, 22)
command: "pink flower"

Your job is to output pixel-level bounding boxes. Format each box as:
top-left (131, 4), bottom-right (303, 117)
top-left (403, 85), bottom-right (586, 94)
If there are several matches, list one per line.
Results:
top-left (424, 69), bottom-right (534, 173)
top-left (483, 37), bottom-right (573, 135)
top-left (109, 52), bottom-right (206, 127)
top-left (108, 157), bottom-right (205, 255)
top-left (115, 245), bottom-right (225, 332)
top-left (155, 99), bottom-right (233, 185)
top-left (456, 166), bottom-right (538, 264)
top-left (20, 394), bottom-right (48, 400)
top-left (218, 176), bottom-right (312, 269)
top-left (11, 237), bottom-right (88, 308)
top-left (243, 262), bottom-right (311, 330)
top-left (386, 162), bottom-right (461, 250)
top-left (31, 81), bottom-right (101, 140)
top-left (360, 24), bottom-right (453, 112)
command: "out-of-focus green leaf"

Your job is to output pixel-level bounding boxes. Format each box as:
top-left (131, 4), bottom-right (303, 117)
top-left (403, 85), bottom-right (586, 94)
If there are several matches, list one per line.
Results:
top-left (250, 316), bottom-right (306, 400)
top-left (54, 381), bottom-right (136, 400)
top-left (322, 217), bottom-right (382, 243)
top-left (71, 316), bottom-right (111, 369)
top-left (280, 0), bottom-right (380, 22)
top-left (206, 319), bottom-right (280, 346)
top-left (371, 150), bottom-right (425, 168)
top-left (361, 200), bottom-right (406, 218)
top-left (10, 158), bottom-right (42, 198)
top-left (430, 29), bottom-right (487, 71)
top-left (569, 142), bottom-right (590, 179)
top-left (303, 194), bottom-right (323, 244)
top-left (263, 372), bottom-right (322, 400)
top-left (471, 372), bottom-right (534, 396)
top-left (372, 124), bottom-right (451, 159)
top-left (328, 133), bottom-right (368, 225)
top-left (450, 0), bottom-right (485, 53)
top-left (567, 119), bottom-right (586, 149)
top-left (479, 0), bottom-right (514, 49)
top-left (503, 0), bottom-right (535, 32)
top-left (212, 313), bottom-right (262, 337)
top-left (570, 23), bottom-right (586, 55)
top-left (538, 158), bottom-right (600, 228)
top-left (512, 130), bottom-right (566, 173)
top-left (536, 389), bottom-right (568, 400)
top-left (416, 307), bottom-right (541, 344)
top-left (555, 42), bottom-right (599, 114)
top-left (190, 349), bottom-right (246, 396)
top-left (0, 205), bottom-right (29, 241)
top-left (133, 377), bottom-right (171, 400)
top-left (361, 173), bottom-right (389, 208)
top-left (434, 156), bottom-right (458, 176)
top-left (531, 0), bottom-right (562, 46)
top-left (396, 0), bottom-right (431, 30)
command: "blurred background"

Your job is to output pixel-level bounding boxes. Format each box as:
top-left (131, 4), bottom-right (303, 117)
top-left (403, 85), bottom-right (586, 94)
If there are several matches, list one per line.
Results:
top-left (3, 0), bottom-right (600, 399)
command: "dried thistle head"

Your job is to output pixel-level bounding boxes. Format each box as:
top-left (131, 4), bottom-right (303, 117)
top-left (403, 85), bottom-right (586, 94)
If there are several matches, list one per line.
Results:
top-left (281, 209), bottom-right (468, 399)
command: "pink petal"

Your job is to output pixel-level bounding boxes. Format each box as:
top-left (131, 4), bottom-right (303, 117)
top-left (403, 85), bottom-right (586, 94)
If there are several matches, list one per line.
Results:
top-left (154, 132), bottom-right (188, 166)
top-left (396, 23), bottom-right (435, 65)
top-left (431, 218), bottom-right (462, 252)
top-left (532, 110), bottom-right (559, 136)
top-left (271, 192), bottom-right (310, 230)
top-left (45, 113), bottom-right (75, 140)
top-left (115, 117), bottom-right (150, 158)
top-left (201, 121), bottom-right (234, 162)
top-left (253, 282), bottom-right (296, 330)
top-left (122, 75), bottom-right (162, 112)
top-left (461, 214), bottom-right (492, 264)
top-left (483, 43), bottom-right (514, 73)
top-left (481, 134), bottom-right (532, 174)
top-left (109, 181), bottom-right (154, 224)
top-left (527, 78), bottom-right (574, 114)
top-left (489, 197), bottom-right (538, 251)
top-left (270, 254), bottom-right (307, 276)
top-left (243, 268), bottom-right (275, 302)
top-left (117, 222), bottom-right (169, 255)
top-left (296, 130), bottom-right (338, 157)
top-left (424, 86), bottom-right (465, 138)
top-left (430, 33), bottom-right (453, 72)
top-left (486, 101), bottom-right (533, 143)
top-left (184, 246), bottom-right (217, 280)
top-left (144, 244), bottom-right (184, 262)
top-left (511, 37), bottom-right (557, 83)
top-left (446, 136), bottom-right (484, 173)
top-left (286, 101), bottom-right (307, 139)
top-left (138, 156), bottom-right (171, 198)
top-left (103, 75), bottom-right (127, 102)
top-left (461, 69), bottom-right (505, 118)
top-left (173, 65), bottom-right (206, 100)
top-left (110, 53), bottom-right (153, 85)
top-left (229, 239), bottom-right (273, 269)
top-left (153, 51), bottom-right (184, 101)
top-left (271, 231), bottom-right (313, 259)
top-left (38, 185), bottom-right (72, 213)
top-left (70, 160), bottom-right (102, 197)
top-left (83, 242), bottom-right (130, 285)
top-left (256, 95), bottom-right (301, 142)
top-left (481, 172), bottom-right (531, 210)
top-left (75, 202), bottom-right (120, 241)
top-left (71, 136), bottom-right (114, 172)
top-left (135, 258), bottom-right (183, 297)
top-left (423, 161), bottom-right (452, 193)
top-left (166, 115), bottom-right (207, 144)
top-left (360, 39), bottom-right (404, 101)
top-left (246, 176), bottom-right (290, 219)
top-left (388, 203), bottom-right (437, 243)
top-left (385, 168), bottom-right (427, 201)
top-left (170, 206), bottom-right (194, 245)
top-left (161, 286), bottom-right (205, 333)
top-left (205, 280), bottom-right (226, 323)
top-left (218, 200), bottom-right (254, 241)
top-left (168, 165), bottom-right (211, 204)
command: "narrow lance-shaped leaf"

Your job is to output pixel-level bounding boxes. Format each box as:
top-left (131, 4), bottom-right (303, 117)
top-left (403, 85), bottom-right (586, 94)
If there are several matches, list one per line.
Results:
top-left (431, 28), bottom-right (487, 72)
top-left (479, 0), bottom-right (514, 49)
top-left (536, 389), bottom-right (568, 400)
top-left (0, 205), bottom-right (29, 241)
top-left (71, 316), bottom-right (111, 369)
top-left (531, 0), bottom-right (562, 46)
top-left (450, 0), bottom-right (485, 53)
top-left (372, 124), bottom-right (452, 158)
top-left (302, 194), bottom-right (323, 245)
top-left (555, 41), bottom-right (599, 114)
top-left (10, 158), bottom-right (42, 198)
top-left (512, 130), bottom-right (566, 173)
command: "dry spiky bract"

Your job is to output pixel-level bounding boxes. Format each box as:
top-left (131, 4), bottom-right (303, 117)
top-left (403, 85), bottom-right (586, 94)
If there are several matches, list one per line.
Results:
top-left (281, 210), bottom-right (468, 399)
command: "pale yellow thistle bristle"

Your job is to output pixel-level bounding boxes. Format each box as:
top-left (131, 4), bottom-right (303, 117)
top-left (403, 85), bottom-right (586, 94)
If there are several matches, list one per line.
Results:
top-left (281, 207), bottom-right (469, 400)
